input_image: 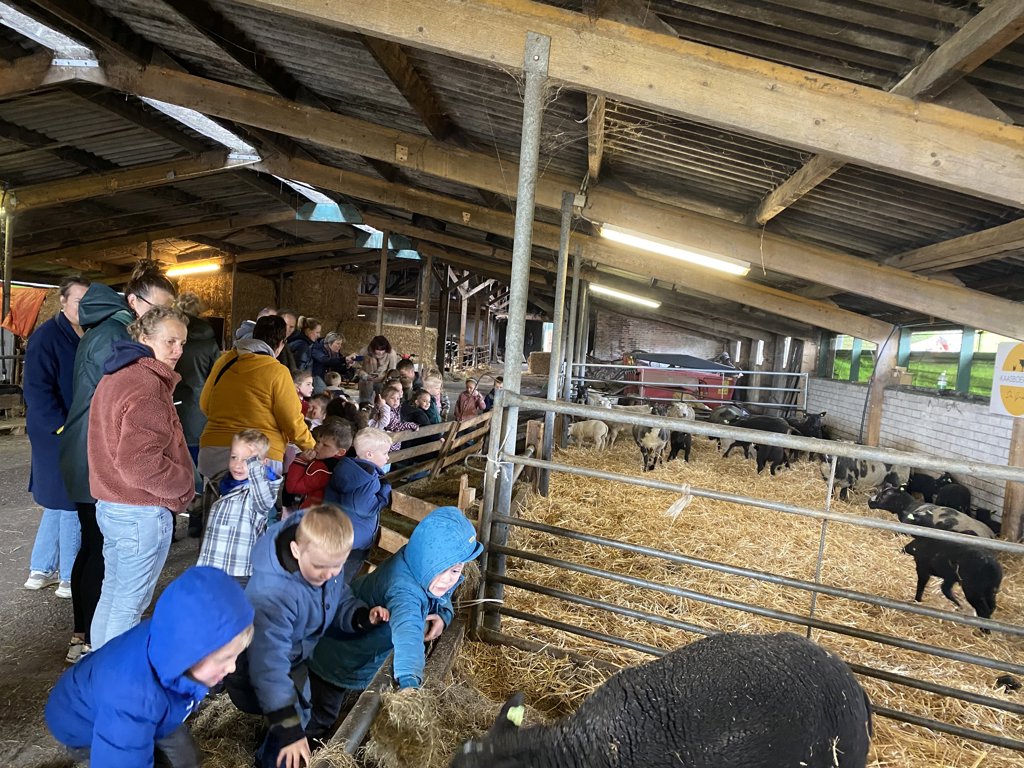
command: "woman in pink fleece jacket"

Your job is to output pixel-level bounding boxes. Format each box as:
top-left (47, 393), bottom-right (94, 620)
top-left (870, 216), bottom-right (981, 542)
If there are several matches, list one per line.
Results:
top-left (87, 306), bottom-right (195, 650)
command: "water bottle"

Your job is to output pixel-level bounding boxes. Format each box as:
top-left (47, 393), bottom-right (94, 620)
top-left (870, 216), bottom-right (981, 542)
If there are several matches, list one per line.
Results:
top-left (937, 370), bottom-right (948, 390)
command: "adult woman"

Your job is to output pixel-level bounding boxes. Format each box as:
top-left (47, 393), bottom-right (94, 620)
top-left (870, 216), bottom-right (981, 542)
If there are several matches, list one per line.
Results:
top-left (356, 335), bottom-right (399, 403)
top-left (60, 259), bottom-right (176, 662)
top-left (87, 306), bottom-right (194, 649)
top-left (311, 331), bottom-right (352, 383)
top-left (23, 276), bottom-right (90, 598)
top-left (173, 292), bottom-right (221, 537)
top-left (288, 316), bottom-right (322, 373)
top-left (198, 315), bottom-right (315, 480)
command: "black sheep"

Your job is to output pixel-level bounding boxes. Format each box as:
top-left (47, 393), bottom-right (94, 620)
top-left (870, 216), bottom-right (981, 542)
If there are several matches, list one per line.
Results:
top-left (720, 415), bottom-right (793, 474)
top-left (902, 537), bottom-right (1002, 631)
top-left (868, 485), bottom-right (995, 537)
top-left (451, 632), bottom-right (873, 768)
top-left (906, 471), bottom-right (955, 503)
top-left (934, 482), bottom-right (972, 515)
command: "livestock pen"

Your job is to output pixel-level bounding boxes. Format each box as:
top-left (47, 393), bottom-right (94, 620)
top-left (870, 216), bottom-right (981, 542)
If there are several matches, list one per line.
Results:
top-left (470, 392), bottom-right (1024, 768)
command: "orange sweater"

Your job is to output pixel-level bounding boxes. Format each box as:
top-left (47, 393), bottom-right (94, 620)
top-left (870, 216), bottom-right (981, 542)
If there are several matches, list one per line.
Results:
top-left (199, 348), bottom-right (314, 461)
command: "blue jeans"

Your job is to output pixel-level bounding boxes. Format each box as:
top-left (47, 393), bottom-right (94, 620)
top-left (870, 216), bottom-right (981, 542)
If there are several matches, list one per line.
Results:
top-left (29, 508), bottom-right (81, 581)
top-left (91, 501), bottom-right (173, 650)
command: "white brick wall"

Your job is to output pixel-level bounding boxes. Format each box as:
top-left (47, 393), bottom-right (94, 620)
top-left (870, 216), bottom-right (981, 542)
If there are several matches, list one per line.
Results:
top-left (807, 378), bottom-right (1014, 514)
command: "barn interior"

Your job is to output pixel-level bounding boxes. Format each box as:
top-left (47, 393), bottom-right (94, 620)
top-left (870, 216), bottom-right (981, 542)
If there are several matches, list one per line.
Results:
top-left (1, 1), bottom-right (1024, 767)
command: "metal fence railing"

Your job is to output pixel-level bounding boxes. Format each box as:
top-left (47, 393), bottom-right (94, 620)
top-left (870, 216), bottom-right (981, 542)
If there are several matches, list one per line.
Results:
top-left (473, 391), bottom-right (1024, 754)
top-left (569, 362), bottom-right (809, 412)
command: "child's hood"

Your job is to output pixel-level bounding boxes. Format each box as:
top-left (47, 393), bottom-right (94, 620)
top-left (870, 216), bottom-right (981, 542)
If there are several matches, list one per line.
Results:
top-left (147, 566), bottom-right (254, 689)
top-left (77, 282), bottom-right (131, 330)
top-left (400, 506), bottom-right (483, 590)
top-left (336, 456), bottom-right (383, 488)
top-left (102, 339), bottom-right (154, 374)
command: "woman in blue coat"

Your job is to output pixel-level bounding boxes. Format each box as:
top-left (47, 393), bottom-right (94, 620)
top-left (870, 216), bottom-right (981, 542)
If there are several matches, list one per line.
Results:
top-left (22, 277), bottom-right (90, 598)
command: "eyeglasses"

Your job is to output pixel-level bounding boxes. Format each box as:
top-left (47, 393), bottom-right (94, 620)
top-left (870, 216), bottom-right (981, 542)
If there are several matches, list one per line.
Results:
top-left (135, 294), bottom-right (157, 310)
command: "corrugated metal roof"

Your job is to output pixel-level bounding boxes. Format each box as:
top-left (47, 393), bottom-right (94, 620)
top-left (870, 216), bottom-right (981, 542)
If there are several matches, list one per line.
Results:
top-left (0, 0), bottom-right (1018, 332)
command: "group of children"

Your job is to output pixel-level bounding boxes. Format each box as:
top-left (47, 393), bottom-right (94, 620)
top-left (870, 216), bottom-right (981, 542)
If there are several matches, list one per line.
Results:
top-left (45, 355), bottom-right (488, 767)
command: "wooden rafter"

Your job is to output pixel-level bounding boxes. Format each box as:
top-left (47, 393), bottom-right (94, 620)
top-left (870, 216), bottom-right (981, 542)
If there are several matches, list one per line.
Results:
top-left (749, 0), bottom-right (1024, 225)
top-left (22, 0), bottom-right (155, 64)
top-left (261, 153), bottom-right (1024, 342)
top-left (225, 0), bottom-right (1024, 208)
top-left (359, 36), bottom-right (453, 141)
top-left (15, 210), bottom-right (297, 267)
top-left (884, 217), bottom-right (1024, 274)
top-left (8, 151), bottom-right (256, 210)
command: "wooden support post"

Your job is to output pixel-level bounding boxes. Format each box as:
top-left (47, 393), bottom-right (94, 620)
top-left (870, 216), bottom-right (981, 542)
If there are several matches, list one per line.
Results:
top-left (436, 272), bottom-right (450, 370)
top-left (473, 296), bottom-right (481, 367)
top-left (1003, 417), bottom-right (1024, 542)
top-left (228, 255), bottom-right (239, 349)
top-left (376, 231), bottom-right (388, 335)
top-left (459, 290), bottom-right (468, 370)
top-left (864, 339), bottom-right (897, 446)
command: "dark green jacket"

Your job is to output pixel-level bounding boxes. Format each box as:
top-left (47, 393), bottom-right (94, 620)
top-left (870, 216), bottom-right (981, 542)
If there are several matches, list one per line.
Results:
top-left (59, 283), bottom-right (134, 504)
top-left (173, 315), bottom-right (220, 445)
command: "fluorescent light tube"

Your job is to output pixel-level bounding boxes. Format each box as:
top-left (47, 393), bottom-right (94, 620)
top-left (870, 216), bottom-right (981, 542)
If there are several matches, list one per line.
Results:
top-left (589, 284), bottom-right (661, 309)
top-left (166, 261), bottom-right (222, 277)
top-left (600, 224), bottom-right (750, 276)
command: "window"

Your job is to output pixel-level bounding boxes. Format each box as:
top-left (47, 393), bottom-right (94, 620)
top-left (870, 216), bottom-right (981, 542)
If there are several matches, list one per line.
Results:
top-left (905, 330), bottom-right (961, 390)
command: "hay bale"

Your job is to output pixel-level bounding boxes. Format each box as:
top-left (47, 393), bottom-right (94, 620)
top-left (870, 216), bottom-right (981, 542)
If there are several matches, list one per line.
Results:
top-left (339, 320), bottom-right (437, 367)
top-left (470, 436), bottom-right (1024, 767)
top-left (232, 273), bottom-right (275, 334)
top-left (177, 272), bottom-right (232, 321)
top-left (283, 270), bottom-right (359, 330)
top-left (32, 288), bottom-right (60, 334)
top-left (527, 351), bottom-right (550, 374)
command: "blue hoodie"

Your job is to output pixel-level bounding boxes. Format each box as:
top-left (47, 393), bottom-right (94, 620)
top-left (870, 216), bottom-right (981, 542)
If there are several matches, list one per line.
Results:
top-left (45, 567), bottom-right (253, 768)
top-left (309, 506), bottom-right (483, 690)
top-left (227, 510), bottom-right (371, 745)
top-left (323, 457), bottom-right (391, 551)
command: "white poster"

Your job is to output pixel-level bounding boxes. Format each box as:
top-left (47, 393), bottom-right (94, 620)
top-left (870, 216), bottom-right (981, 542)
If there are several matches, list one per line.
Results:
top-left (990, 341), bottom-right (1024, 417)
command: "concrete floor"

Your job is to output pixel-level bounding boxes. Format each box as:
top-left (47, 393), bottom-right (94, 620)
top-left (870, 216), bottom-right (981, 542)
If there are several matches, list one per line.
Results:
top-left (0, 368), bottom-right (541, 765)
top-left (0, 433), bottom-right (200, 768)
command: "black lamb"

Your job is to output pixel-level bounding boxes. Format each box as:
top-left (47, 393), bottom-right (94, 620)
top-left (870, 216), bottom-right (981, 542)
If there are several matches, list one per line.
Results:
top-left (450, 632), bottom-right (872, 768)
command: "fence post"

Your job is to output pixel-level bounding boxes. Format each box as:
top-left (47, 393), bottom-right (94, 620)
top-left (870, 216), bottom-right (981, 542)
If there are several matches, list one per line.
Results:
top-left (485, 31), bottom-right (550, 634)
top-left (559, 248), bottom-right (582, 448)
top-left (540, 191), bottom-right (574, 495)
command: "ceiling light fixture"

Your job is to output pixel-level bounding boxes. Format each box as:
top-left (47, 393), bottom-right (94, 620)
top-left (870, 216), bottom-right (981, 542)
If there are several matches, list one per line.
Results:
top-left (166, 260), bottom-right (222, 277)
top-left (589, 283), bottom-right (661, 309)
top-left (599, 224), bottom-right (750, 276)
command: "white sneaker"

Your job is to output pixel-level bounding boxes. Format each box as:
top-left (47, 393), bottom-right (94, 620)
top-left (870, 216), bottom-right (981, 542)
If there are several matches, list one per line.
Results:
top-left (55, 581), bottom-right (72, 599)
top-left (65, 638), bottom-right (90, 664)
top-left (24, 571), bottom-right (59, 590)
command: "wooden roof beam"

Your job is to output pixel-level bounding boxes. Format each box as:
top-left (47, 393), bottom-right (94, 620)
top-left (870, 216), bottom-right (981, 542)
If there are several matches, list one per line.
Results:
top-left (234, 236), bottom-right (359, 265)
top-left (227, 0), bottom-right (1024, 208)
top-left (0, 50), bottom-right (74, 99)
top-left (884, 217), bottom-right (1024, 274)
top-left (360, 36), bottom-right (454, 141)
top-left (260, 153), bottom-right (1024, 341)
top-left (8, 151), bottom-right (256, 211)
top-left (96, 60), bottom-right (1024, 333)
top-left (261, 155), bottom-right (891, 341)
top-left (748, 0), bottom-right (1024, 225)
top-left (15, 210), bottom-right (297, 268)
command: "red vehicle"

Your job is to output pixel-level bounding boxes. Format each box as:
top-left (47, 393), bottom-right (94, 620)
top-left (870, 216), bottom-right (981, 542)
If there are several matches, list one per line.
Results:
top-left (621, 351), bottom-right (740, 408)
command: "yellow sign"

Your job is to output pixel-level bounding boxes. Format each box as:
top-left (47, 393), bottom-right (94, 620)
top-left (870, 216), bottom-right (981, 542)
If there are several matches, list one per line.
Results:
top-left (991, 341), bottom-right (1024, 417)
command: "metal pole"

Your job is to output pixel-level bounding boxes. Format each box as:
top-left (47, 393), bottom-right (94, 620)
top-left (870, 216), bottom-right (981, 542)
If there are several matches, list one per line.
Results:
top-left (418, 251), bottom-right (432, 368)
top-left (376, 231), bottom-right (388, 335)
top-left (0, 214), bottom-right (12, 382)
top-left (560, 248), bottom-right (581, 447)
top-left (473, 297), bottom-right (481, 368)
top-left (574, 282), bottom-right (589, 380)
top-left (473, 388), bottom-right (505, 636)
top-left (459, 288), bottom-right (468, 370)
top-left (487, 30), bottom-right (550, 634)
top-left (540, 191), bottom-right (574, 495)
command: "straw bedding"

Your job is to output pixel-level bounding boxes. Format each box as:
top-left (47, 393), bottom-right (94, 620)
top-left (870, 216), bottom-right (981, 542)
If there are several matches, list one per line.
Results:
top-left (475, 432), bottom-right (1024, 767)
top-left (191, 431), bottom-right (1023, 767)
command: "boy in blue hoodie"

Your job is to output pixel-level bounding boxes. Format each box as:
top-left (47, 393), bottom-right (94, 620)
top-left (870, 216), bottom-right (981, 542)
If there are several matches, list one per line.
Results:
top-left (323, 427), bottom-right (393, 583)
top-left (306, 506), bottom-right (483, 738)
top-left (45, 566), bottom-right (254, 768)
top-left (226, 504), bottom-right (389, 768)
